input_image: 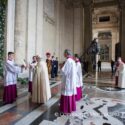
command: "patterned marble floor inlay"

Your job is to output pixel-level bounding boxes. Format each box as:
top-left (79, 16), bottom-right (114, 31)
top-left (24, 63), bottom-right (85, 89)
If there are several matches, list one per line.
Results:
top-left (1, 73), bottom-right (125, 125)
top-left (97, 87), bottom-right (125, 93)
top-left (40, 97), bottom-right (125, 125)
top-left (97, 87), bottom-right (125, 92)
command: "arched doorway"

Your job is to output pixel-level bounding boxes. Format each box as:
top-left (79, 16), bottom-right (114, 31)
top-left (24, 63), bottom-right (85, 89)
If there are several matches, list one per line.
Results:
top-left (92, 6), bottom-right (119, 62)
top-left (98, 31), bottom-right (112, 62)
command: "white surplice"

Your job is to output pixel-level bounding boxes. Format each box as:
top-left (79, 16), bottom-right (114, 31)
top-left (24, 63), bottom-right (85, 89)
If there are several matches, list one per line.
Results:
top-left (32, 60), bottom-right (51, 103)
top-left (4, 60), bottom-right (22, 86)
top-left (29, 62), bottom-right (37, 82)
top-left (117, 63), bottom-right (125, 88)
top-left (61, 58), bottom-right (77, 96)
top-left (76, 61), bottom-right (83, 88)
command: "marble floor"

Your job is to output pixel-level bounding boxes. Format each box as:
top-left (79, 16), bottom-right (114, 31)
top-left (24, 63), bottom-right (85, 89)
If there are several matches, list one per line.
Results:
top-left (0, 72), bottom-right (125, 125)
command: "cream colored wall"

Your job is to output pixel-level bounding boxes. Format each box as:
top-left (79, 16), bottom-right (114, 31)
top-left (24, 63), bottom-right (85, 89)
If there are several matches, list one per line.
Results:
top-left (14, 0), bottom-right (28, 64)
top-left (26, 0), bottom-right (37, 62)
top-left (9, 0), bottom-right (84, 64)
top-left (42, 0), bottom-right (56, 59)
top-left (35, 0), bottom-right (44, 57)
top-left (42, 17), bottom-right (56, 59)
top-left (6, 0), bottom-right (15, 57)
top-left (61, 8), bottom-right (74, 60)
top-left (42, 0), bottom-right (84, 61)
top-left (74, 8), bottom-right (84, 56)
top-left (14, 0), bottom-right (44, 63)
top-left (57, 1), bottom-right (65, 61)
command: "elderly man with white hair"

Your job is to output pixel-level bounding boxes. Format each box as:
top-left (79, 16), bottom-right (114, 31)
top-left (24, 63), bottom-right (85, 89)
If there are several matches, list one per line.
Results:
top-left (116, 57), bottom-right (125, 88)
top-left (32, 56), bottom-right (51, 104)
top-left (60, 49), bottom-right (77, 114)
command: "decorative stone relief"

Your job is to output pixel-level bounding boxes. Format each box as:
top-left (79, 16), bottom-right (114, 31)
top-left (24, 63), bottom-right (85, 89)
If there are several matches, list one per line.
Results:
top-left (43, 12), bottom-right (55, 25)
top-left (92, 7), bottom-right (119, 25)
top-left (43, 0), bottom-right (55, 24)
top-left (94, 0), bottom-right (114, 3)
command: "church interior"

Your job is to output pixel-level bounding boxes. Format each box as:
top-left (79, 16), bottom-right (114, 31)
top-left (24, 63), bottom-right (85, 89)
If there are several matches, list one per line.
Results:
top-left (0, 0), bottom-right (125, 125)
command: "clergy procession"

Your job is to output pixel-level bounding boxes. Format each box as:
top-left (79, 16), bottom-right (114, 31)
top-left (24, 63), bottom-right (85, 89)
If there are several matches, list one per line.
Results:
top-left (3, 49), bottom-right (83, 114)
top-left (3, 49), bottom-right (125, 114)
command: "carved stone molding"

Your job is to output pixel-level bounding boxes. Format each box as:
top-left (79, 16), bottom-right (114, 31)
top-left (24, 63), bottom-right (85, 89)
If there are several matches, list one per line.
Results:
top-left (93, 0), bottom-right (118, 8)
top-left (43, 12), bottom-right (55, 25)
top-left (119, 0), bottom-right (125, 7)
top-left (60, 0), bottom-right (84, 8)
top-left (83, 0), bottom-right (93, 6)
top-left (118, 0), bottom-right (125, 4)
top-left (60, 0), bottom-right (119, 8)
top-left (94, 0), bottom-right (113, 3)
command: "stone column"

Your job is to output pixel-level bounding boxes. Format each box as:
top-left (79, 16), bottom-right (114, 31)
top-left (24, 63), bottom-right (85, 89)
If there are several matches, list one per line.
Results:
top-left (73, 8), bottom-right (84, 55)
top-left (26, 0), bottom-right (37, 62)
top-left (83, 1), bottom-right (92, 57)
top-left (35, 0), bottom-right (44, 56)
top-left (6, 0), bottom-right (15, 54)
top-left (112, 30), bottom-right (118, 60)
top-left (64, 7), bottom-right (74, 54)
top-left (119, 0), bottom-right (125, 60)
top-left (14, 0), bottom-right (28, 64)
top-left (55, 0), bottom-right (60, 59)
top-left (83, 0), bottom-right (93, 71)
top-left (58, 1), bottom-right (65, 61)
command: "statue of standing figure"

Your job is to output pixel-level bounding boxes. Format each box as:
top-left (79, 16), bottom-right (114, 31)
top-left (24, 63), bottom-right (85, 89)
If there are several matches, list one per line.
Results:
top-left (87, 38), bottom-right (100, 71)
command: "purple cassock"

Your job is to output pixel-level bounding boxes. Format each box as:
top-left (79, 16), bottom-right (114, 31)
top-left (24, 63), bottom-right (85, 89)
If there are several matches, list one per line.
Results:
top-left (75, 60), bottom-right (83, 101)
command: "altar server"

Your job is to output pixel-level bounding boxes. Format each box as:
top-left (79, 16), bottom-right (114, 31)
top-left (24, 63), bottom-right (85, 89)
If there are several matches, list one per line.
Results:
top-left (60, 49), bottom-right (77, 113)
top-left (3, 52), bottom-right (24, 104)
top-left (28, 56), bottom-right (37, 94)
top-left (74, 54), bottom-right (83, 101)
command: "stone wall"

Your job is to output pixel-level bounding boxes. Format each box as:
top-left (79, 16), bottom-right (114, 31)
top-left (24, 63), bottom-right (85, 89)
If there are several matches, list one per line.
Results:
top-left (14, 0), bottom-right (28, 64)
top-left (92, 7), bottom-right (119, 61)
top-left (6, 0), bottom-right (84, 64)
top-left (13, 0), bottom-right (44, 64)
top-left (42, 0), bottom-right (84, 61)
top-left (42, 0), bottom-right (56, 59)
